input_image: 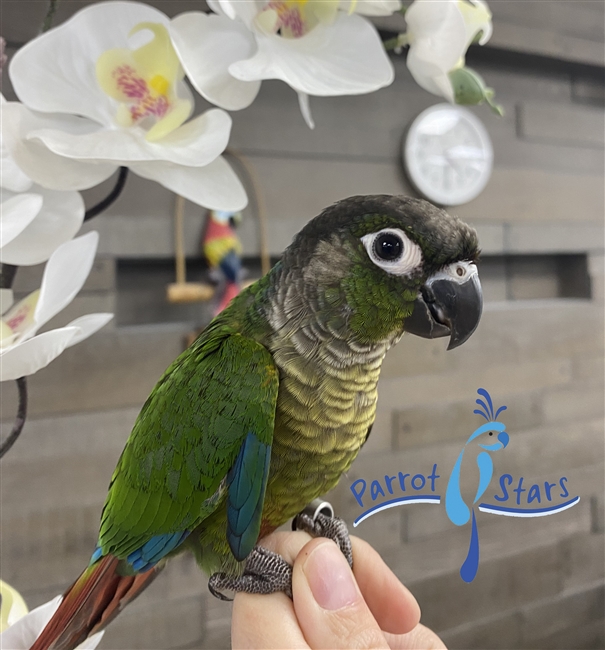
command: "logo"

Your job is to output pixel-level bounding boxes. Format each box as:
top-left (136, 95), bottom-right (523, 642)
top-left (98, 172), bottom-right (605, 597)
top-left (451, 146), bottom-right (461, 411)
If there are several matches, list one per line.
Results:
top-left (349, 388), bottom-right (580, 582)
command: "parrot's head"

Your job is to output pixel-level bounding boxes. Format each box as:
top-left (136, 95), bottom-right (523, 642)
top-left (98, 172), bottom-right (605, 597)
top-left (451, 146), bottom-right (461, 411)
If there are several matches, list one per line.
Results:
top-left (283, 194), bottom-right (482, 349)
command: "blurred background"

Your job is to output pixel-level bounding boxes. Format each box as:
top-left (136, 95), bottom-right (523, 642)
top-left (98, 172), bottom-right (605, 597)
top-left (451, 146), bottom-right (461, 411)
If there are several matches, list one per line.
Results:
top-left (1, 1), bottom-right (604, 648)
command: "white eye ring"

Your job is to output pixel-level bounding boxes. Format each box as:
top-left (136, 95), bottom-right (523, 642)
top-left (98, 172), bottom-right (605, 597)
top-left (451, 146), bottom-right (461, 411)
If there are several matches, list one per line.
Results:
top-left (361, 228), bottom-right (423, 276)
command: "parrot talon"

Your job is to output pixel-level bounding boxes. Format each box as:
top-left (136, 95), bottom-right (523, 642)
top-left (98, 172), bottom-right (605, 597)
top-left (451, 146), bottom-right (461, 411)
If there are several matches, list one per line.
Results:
top-left (293, 499), bottom-right (353, 569)
top-left (208, 546), bottom-right (293, 601)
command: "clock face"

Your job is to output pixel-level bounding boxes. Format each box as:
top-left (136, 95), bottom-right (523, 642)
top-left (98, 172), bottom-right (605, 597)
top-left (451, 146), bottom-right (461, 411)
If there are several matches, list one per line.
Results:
top-left (403, 104), bottom-right (493, 206)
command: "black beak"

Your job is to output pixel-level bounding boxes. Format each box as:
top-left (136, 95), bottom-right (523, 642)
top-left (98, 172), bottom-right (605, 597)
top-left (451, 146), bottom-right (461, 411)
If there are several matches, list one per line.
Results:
top-left (405, 270), bottom-right (483, 350)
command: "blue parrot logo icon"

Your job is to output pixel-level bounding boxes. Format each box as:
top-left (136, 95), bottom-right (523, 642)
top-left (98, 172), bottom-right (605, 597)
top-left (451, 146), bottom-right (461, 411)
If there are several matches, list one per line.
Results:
top-left (445, 388), bottom-right (509, 582)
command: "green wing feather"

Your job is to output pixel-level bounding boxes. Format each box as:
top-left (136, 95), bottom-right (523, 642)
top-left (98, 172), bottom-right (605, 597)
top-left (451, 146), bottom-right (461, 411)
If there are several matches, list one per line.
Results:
top-left (97, 322), bottom-right (279, 561)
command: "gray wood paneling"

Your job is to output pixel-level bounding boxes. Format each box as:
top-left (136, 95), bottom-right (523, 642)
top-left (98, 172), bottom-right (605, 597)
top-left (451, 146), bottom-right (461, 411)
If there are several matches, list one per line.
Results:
top-left (454, 168), bottom-right (604, 224)
top-left (520, 101), bottom-right (605, 147)
top-left (495, 1), bottom-right (604, 42)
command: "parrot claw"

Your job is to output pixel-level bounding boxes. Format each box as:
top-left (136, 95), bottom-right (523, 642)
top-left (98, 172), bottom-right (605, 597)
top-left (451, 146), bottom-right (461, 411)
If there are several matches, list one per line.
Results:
top-left (208, 501), bottom-right (352, 601)
top-left (208, 546), bottom-right (293, 600)
top-left (293, 499), bottom-right (353, 569)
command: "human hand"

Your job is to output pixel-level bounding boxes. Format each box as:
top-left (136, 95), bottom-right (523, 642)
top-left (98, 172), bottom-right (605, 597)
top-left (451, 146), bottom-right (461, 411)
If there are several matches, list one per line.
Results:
top-left (232, 530), bottom-right (446, 649)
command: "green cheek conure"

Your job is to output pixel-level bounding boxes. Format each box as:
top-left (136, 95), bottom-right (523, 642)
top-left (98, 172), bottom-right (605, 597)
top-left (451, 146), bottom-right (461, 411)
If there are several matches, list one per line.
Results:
top-left (32, 195), bottom-right (482, 650)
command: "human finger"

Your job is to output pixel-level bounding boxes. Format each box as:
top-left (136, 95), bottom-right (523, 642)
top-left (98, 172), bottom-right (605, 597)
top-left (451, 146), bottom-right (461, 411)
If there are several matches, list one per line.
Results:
top-left (231, 531), bottom-right (313, 649)
top-left (350, 536), bottom-right (421, 635)
top-left (292, 538), bottom-right (390, 649)
top-left (384, 624), bottom-right (448, 649)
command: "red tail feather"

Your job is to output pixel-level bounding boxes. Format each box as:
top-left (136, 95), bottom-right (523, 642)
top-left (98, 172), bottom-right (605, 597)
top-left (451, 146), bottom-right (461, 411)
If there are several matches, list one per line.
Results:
top-left (30, 556), bottom-right (160, 650)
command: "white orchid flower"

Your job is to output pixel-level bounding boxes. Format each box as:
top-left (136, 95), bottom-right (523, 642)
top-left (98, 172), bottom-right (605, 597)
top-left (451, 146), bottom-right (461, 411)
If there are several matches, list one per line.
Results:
top-left (0, 595), bottom-right (103, 649)
top-left (405, 0), bottom-right (492, 102)
top-left (0, 95), bottom-right (88, 266)
top-left (0, 581), bottom-right (29, 632)
top-left (0, 96), bottom-right (87, 266)
top-left (9, 2), bottom-right (246, 210)
top-left (170, 0), bottom-right (398, 128)
top-left (0, 232), bottom-right (113, 382)
top-left (0, 187), bottom-right (84, 266)
top-left (1, 98), bottom-right (118, 192)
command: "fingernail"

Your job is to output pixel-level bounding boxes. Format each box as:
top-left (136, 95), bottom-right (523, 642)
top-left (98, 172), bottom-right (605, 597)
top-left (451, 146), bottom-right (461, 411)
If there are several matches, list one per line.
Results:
top-left (303, 541), bottom-right (359, 610)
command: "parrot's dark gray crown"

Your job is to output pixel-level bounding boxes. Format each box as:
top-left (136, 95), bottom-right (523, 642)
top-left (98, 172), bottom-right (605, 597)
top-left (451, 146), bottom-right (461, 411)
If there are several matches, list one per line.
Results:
top-left (289, 194), bottom-right (480, 275)
top-left (281, 194), bottom-right (483, 350)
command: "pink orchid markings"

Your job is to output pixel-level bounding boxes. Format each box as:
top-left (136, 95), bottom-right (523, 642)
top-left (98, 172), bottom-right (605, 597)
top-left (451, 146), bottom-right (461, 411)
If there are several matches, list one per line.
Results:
top-left (96, 22), bottom-right (192, 141)
top-left (256, 0), bottom-right (338, 38)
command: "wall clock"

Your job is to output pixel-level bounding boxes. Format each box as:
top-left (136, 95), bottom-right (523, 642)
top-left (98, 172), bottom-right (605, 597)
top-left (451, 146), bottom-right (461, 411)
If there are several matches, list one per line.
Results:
top-left (403, 104), bottom-right (493, 206)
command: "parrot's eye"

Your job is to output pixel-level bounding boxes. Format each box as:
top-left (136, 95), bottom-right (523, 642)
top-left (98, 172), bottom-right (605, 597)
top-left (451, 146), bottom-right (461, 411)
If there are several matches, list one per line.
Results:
top-left (374, 233), bottom-right (402, 261)
top-left (361, 228), bottom-right (423, 276)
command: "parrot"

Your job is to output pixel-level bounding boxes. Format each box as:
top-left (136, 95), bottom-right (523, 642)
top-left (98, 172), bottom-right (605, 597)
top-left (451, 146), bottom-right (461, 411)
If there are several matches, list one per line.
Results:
top-left (29, 195), bottom-right (482, 650)
top-left (202, 209), bottom-right (244, 315)
top-left (445, 388), bottom-right (509, 582)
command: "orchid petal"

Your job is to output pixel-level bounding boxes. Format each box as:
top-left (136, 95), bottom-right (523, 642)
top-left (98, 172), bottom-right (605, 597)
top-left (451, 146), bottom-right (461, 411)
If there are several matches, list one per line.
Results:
top-left (28, 109), bottom-right (232, 167)
top-left (0, 155), bottom-right (33, 192)
top-left (131, 156), bottom-right (247, 211)
top-left (0, 327), bottom-right (79, 381)
top-left (218, 0), bottom-right (262, 27)
top-left (33, 232), bottom-right (98, 333)
top-left (458, 0), bottom-right (493, 45)
top-left (229, 13), bottom-right (394, 96)
top-left (0, 596), bottom-right (61, 648)
top-left (0, 193), bottom-right (43, 246)
top-left (406, 0), bottom-right (468, 71)
top-left (0, 289), bottom-right (14, 315)
top-left (207, 0), bottom-right (225, 16)
top-left (2, 291), bottom-right (40, 342)
top-left (0, 327), bottom-right (18, 350)
top-left (0, 580), bottom-right (29, 631)
top-left (95, 22), bottom-right (191, 141)
top-left (405, 0), bottom-right (470, 101)
top-left (129, 22), bottom-right (183, 85)
top-left (145, 98), bottom-right (193, 142)
top-left (339, 0), bottom-right (402, 15)
top-left (0, 96), bottom-right (33, 192)
top-left (0, 596), bottom-right (104, 649)
top-left (0, 187), bottom-right (85, 266)
top-left (1, 102), bottom-right (117, 191)
top-left (170, 12), bottom-right (261, 111)
top-left (406, 52), bottom-right (456, 101)
top-left (64, 313), bottom-right (113, 347)
top-left (298, 92), bottom-right (315, 129)
top-left (9, 1), bottom-right (169, 126)
top-left (311, 0), bottom-right (340, 24)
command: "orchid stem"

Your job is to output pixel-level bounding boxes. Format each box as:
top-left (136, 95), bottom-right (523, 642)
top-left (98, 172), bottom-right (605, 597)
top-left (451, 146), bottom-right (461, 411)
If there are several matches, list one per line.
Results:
top-left (0, 378), bottom-right (28, 459)
top-left (84, 167), bottom-right (129, 222)
top-left (41, 0), bottom-right (59, 33)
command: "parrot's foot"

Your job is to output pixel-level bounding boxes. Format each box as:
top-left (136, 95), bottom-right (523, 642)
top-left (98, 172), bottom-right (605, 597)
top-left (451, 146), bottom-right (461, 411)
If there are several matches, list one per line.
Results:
top-left (293, 499), bottom-right (353, 569)
top-left (207, 501), bottom-right (352, 602)
top-left (208, 546), bottom-right (293, 601)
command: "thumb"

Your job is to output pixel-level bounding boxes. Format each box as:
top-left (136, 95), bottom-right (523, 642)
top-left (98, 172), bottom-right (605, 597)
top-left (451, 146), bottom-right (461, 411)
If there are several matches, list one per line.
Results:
top-left (292, 539), bottom-right (390, 649)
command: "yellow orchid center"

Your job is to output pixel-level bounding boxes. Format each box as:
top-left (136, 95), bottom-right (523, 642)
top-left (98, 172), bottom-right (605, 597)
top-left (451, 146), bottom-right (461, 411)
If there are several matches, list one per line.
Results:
top-left (255, 0), bottom-right (339, 38)
top-left (96, 22), bottom-right (192, 142)
top-left (0, 290), bottom-right (39, 348)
